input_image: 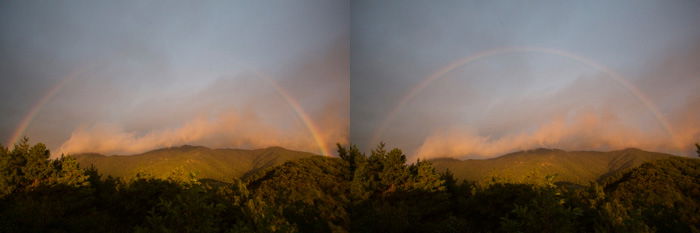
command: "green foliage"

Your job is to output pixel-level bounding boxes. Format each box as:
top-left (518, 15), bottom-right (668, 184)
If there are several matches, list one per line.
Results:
top-left (342, 143), bottom-right (453, 233)
top-left (47, 156), bottom-right (91, 188)
top-left (600, 157), bottom-right (700, 232)
top-left (251, 157), bottom-right (351, 232)
top-left (407, 159), bottom-right (445, 192)
top-left (496, 183), bottom-right (582, 233)
top-left (1, 140), bottom-right (698, 233)
top-left (133, 178), bottom-right (232, 233)
top-left (431, 148), bottom-right (674, 185)
top-left (0, 138), bottom-right (100, 233)
top-left (72, 145), bottom-right (315, 181)
top-left (0, 137), bottom-right (90, 197)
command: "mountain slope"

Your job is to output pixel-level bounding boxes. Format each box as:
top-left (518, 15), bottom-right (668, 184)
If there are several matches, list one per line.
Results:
top-left (430, 148), bottom-right (677, 184)
top-left (72, 145), bottom-right (318, 181)
top-left (600, 157), bottom-right (700, 232)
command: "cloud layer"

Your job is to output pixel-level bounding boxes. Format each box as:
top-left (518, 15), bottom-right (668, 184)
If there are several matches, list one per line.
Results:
top-left (350, 0), bottom-right (700, 158)
top-left (58, 107), bottom-right (347, 156)
top-left (0, 1), bottom-right (349, 156)
top-left (415, 106), bottom-right (700, 160)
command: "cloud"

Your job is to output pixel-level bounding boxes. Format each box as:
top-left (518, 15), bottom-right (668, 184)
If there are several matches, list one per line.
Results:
top-left (410, 43), bottom-right (700, 160)
top-left (54, 39), bottom-right (349, 157)
top-left (58, 107), bottom-right (346, 156)
top-left (56, 50), bottom-right (349, 157)
top-left (0, 1), bottom-right (349, 154)
top-left (415, 105), bottom-right (700, 160)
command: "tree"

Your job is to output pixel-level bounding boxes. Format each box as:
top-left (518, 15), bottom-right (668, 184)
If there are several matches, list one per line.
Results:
top-left (601, 157), bottom-right (700, 232)
top-left (248, 156), bottom-right (351, 233)
top-left (407, 159), bottom-right (444, 192)
top-left (696, 143), bottom-right (699, 157)
top-left (3, 140), bottom-right (699, 233)
top-left (47, 155), bottom-right (90, 188)
top-left (337, 143), bottom-right (362, 175)
top-left (0, 137), bottom-right (53, 196)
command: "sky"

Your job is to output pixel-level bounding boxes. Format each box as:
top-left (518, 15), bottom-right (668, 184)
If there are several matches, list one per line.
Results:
top-left (351, 0), bottom-right (700, 159)
top-left (0, 0), bottom-right (349, 156)
top-left (2, 1), bottom-right (699, 160)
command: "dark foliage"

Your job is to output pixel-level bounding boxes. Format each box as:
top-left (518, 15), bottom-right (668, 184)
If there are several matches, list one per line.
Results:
top-left (1, 139), bottom-right (698, 233)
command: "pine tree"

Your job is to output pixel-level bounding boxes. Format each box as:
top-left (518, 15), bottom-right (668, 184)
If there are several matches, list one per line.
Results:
top-left (0, 137), bottom-right (49, 195)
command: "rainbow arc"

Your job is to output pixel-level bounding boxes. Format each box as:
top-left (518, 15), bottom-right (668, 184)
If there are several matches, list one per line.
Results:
top-left (7, 68), bottom-right (332, 156)
top-left (370, 47), bottom-right (675, 147)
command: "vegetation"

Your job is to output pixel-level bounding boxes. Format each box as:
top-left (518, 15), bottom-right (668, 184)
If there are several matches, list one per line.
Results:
top-left (430, 148), bottom-right (674, 185)
top-left (1, 138), bottom-right (699, 233)
top-left (74, 146), bottom-right (673, 186)
top-left (72, 146), bottom-right (315, 182)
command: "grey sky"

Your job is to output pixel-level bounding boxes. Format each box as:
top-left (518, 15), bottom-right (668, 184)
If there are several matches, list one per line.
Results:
top-left (351, 0), bottom-right (700, 158)
top-left (2, 1), bottom-right (698, 158)
top-left (1, 0), bottom-right (349, 155)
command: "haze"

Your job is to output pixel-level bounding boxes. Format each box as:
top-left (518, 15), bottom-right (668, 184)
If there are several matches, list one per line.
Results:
top-left (351, 0), bottom-right (700, 159)
top-left (0, 0), bottom-right (349, 156)
top-left (2, 1), bottom-right (699, 159)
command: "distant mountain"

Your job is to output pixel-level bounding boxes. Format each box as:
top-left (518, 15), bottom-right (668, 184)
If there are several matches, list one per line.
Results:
top-left (430, 148), bottom-right (677, 185)
top-left (73, 145), bottom-right (681, 185)
top-left (72, 145), bottom-right (318, 181)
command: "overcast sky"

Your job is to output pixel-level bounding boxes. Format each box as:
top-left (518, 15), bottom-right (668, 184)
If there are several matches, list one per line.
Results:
top-left (0, 0), bottom-right (349, 156)
top-left (2, 1), bottom-right (698, 159)
top-left (351, 0), bottom-right (700, 159)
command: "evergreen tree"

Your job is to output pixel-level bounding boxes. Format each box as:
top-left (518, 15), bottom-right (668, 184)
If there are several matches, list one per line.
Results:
top-left (2, 140), bottom-right (699, 233)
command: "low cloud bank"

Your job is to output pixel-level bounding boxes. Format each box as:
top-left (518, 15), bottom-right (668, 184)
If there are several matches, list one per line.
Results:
top-left (58, 107), bottom-right (346, 156)
top-left (415, 106), bottom-right (700, 159)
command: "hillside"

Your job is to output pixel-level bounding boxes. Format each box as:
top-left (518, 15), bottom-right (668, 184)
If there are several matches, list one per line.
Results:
top-left (430, 148), bottom-right (677, 184)
top-left (600, 157), bottom-right (700, 232)
top-left (72, 145), bottom-right (318, 181)
top-left (4, 140), bottom-right (699, 232)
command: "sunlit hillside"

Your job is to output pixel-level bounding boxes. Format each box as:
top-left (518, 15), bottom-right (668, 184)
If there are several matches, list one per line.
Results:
top-left (72, 145), bottom-right (317, 182)
top-left (2, 141), bottom-right (698, 232)
top-left (430, 148), bottom-right (675, 185)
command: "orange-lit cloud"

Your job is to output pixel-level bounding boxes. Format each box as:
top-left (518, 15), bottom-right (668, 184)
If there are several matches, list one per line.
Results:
top-left (58, 107), bottom-right (347, 156)
top-left (415, 104), bottom-right (700, 160)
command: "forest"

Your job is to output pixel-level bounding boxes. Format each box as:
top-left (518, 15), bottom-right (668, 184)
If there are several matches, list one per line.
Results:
top-left (1, 138), bottom-right (699, 233)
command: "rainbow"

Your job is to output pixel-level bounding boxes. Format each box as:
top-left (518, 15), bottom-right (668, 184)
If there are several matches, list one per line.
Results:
top-left (370, 47), bottom-right (676, 146)
top-left (253, 71), bottom-right (331, 156)
top-left (6, 67), bottom-right (332, 156)
top-left (5, 68), bottom-right (86, 148)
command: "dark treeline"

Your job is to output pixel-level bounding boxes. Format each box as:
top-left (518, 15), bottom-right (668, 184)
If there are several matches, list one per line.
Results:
top-left (1, 138), bottom-right (699, 233)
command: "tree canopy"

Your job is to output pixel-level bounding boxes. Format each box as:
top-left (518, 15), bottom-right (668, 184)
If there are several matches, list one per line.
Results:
top-left (1, 139), bottom-right (699, 233)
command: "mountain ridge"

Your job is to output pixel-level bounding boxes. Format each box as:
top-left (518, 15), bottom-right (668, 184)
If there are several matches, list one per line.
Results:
top-left (73, 145), bottom-right (685, 185)
top-left (72, 145), bottom-right (319, 181)
top-left (429, 147), bottom-right (680, 184)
